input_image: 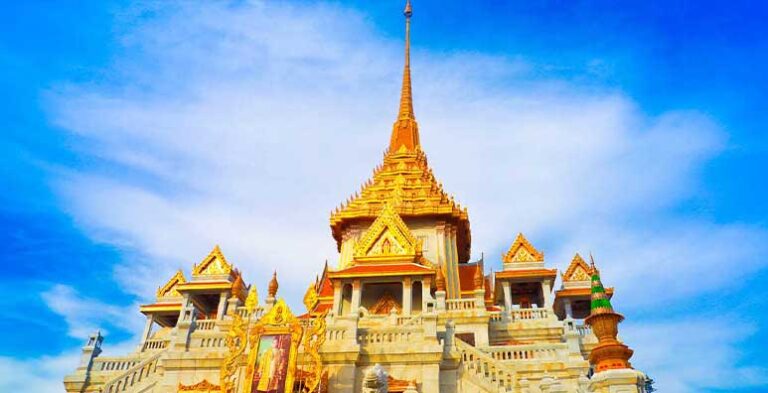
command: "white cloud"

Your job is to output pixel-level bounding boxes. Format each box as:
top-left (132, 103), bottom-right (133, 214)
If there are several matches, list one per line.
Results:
top-left (41, 284), bottom-right (144, 339)
top-left (0, 352), bottom-right (80, 393)
top-left (0, 338), bottom-right (139, 393)
top-left (42, 1), bottom-right (768, 390)
top-left (623, 318), bottom-right (768, 392)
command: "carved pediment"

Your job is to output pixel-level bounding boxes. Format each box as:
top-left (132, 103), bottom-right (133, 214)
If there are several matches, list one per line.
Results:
top-left (502, 233), bottom-right (544, 264)
top-left (370, 292), bottom-right (400, 314)
top-left (192, 245), bottom-right (233, 277)
top-left (177, 379), bottom-right (221, 392)
top-left (353, 203), bottom-right (421, 261)
top-left (563, 253), bottom-right (591, 282)
top-left (157, 270), bottom-right (186, 298)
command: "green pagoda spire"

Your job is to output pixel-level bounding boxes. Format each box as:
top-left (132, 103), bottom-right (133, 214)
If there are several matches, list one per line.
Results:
top-left (589, 254), bottom-right (620, 318)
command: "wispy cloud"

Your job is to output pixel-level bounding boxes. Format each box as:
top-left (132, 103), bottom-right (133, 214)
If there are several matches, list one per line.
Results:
top-left (41, 284), bottom-right (143, 339)
top-left (45, 1), bottom-right (768, 390)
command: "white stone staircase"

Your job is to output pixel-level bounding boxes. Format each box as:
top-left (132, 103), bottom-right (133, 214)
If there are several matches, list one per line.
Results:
top-left (98, 351), bottom-right (164, 393)
top-left (455, 338), bottom-right (518, 393)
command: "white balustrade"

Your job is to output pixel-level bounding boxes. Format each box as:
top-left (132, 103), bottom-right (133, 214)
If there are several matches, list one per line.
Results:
top-left (99, 352), bottom-right (163, 393)
top-left (508, 308), bottom-right (550, 321)
top-left (445, 298), bottom-right (478, 311)
top-left (357, 327), bottom-right (419, 345)
top-left (142, 338), bottom-right (169, 351)
top-left (326, 327), bottom-right (348, 341)
top-left (455, 338), bottom-right (517, 392)
top-left (94, 358), bottom-right (139, 372)
top-left (195, 320), bottom-right (216, 331)
top-left (482, 343), bottom-right (567, 362)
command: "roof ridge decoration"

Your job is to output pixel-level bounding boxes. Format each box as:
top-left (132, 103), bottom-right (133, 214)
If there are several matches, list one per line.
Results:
top-left (502, 233), bottom-right (544, 264)
top-left (352, 202), bottom-right (423, 263)
top-left (562, 253), bottom-right (591, 282)
top-left (328, 0), bottom-right (471, 263)
top-left (192, 245), bottom-right (233, 277)
top-left (156, 269), bottom-right (186, 298)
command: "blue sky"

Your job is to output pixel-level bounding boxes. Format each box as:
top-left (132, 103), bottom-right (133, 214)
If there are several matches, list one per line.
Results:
top-left (1, 1), bottom-right (767, 391)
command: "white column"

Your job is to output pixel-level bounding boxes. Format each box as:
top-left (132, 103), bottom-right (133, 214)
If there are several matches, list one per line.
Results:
top-left (403, 277), bottom-right (412, 315)
top-left (422, 277), bottom-right (432, 311)
top-left (502, 281), bottom-right (513, 313)
top-left (541, 280), bottom-right (553, 308)
top-left (351, 280), bottom-right (362, 314)
top-left (564, 298), bottom-right (573, 319)
top-left (140, 314), bottom-right (155, 347)
top-left (216, 292), bottom-right (228, 320)
top-left (332, 281), bottom-right (342, 316)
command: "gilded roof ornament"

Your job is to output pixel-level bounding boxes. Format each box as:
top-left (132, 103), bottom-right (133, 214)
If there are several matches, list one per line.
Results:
top-left (502, 233), bottom-right (544, 264)
top-left (268, 271), bottom-right (279, 298)
top-left (192, 245), bottom-right (233, 277)
top-left (353, 202), bottom-right (421, 262)
top-left (562, 253), bottom-right (591, 282)
top-left (156, 269), bottom-right (186, 298)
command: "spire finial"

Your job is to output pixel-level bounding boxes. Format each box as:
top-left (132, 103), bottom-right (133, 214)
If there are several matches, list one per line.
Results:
top-left (389, 0), bottom-right (420, 153)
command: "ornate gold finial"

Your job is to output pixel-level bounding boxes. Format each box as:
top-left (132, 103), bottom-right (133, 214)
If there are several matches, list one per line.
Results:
top-left (390, 0), bottom-right (420, 152)
top-left (435, 267), bottom-right (446, 291)
top-left (268, 271), bottom-right (279, 298)
top-left (245, 285), bottom-right (258, 314)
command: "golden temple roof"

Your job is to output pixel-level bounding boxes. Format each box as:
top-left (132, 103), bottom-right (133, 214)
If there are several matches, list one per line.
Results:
top-left (502, 233), bottom-right (544, 264)
top-left (562, 253), bottom-right (592, 282)
top-left (330, 1), bottom-right (470, 261)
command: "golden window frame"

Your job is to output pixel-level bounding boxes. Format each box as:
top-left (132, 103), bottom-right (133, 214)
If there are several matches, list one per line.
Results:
top-left (243, 299), bottom-right (303, 393)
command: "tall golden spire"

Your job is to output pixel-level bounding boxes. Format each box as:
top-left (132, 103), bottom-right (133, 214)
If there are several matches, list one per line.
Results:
top-left (389, 0), bottom-right (420, 153)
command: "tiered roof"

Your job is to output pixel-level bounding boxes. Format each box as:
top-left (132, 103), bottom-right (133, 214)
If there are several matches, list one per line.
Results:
top-left (329, 0), bottom-right (470, 262)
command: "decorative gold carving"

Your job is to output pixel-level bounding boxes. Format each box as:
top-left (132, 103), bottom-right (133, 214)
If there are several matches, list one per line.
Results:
top-left (178, 379), bottom-right (221, 392)
top-left (243, 299), bottom-right (303, 393)
top-left (562, 253), bottom-right (591, 282)
top-left (370, 292), bottom-right (400, 314)
top-left (157, 270), bottom-right (186, 298)
top-left (193, 245), bottom-right (233, 276)
top-left (301, 306), bottom-right (328, 393)
top-left (303, 283), bottom-right (319, 312)
top-left (353, 202), bottom-right (420, 262)
top-left (502, 233), bottom-right (544, 263)
top-left (220, 312), bottom-right (247, 393)
top-left (245, 286), bottom-right (259, 314)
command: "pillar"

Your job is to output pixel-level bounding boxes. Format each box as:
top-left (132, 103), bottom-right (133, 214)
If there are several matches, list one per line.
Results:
top-left (351, 280), bottom-right (362, 314)
top-left (422, 277), bottom-right (432, 312)
top-left (332, 280), bottom-right (342, 317)
top-left (139, 314), bottom-right (155, 349)
top-left (541, 280), bottom-right (553, 308)
top-left (403, 277), bottom-right (412, 315)
top-left (216, 292), bottom-right (228, 320)
top-left (502, 281), bottom-right (513, 313)
top-left (564, 298), bottom-right (573, 319)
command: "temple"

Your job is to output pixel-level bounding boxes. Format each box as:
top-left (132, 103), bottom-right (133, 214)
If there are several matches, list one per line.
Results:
top-left (64, 2), bottom-right (649, 392)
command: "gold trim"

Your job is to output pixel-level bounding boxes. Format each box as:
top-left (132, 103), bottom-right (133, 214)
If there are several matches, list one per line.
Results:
top-left (192, 245), bottom-right (233, 276)
top-left (243, 299), bottom-right (302, 393)
top-left (157, 270), bottom-right (186, 298)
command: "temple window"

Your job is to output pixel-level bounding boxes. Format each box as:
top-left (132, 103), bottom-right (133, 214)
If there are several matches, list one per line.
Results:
top-left (341, 283), bottom-right (353, 315)
top-left (412, 281), bottom-right (423, 313)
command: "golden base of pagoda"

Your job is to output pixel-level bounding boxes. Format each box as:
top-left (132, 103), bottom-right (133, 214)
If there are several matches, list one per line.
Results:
top-left (585, 311), bottom-right (624, 342)
top-left (589, 340), bottom-right (634, 372)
